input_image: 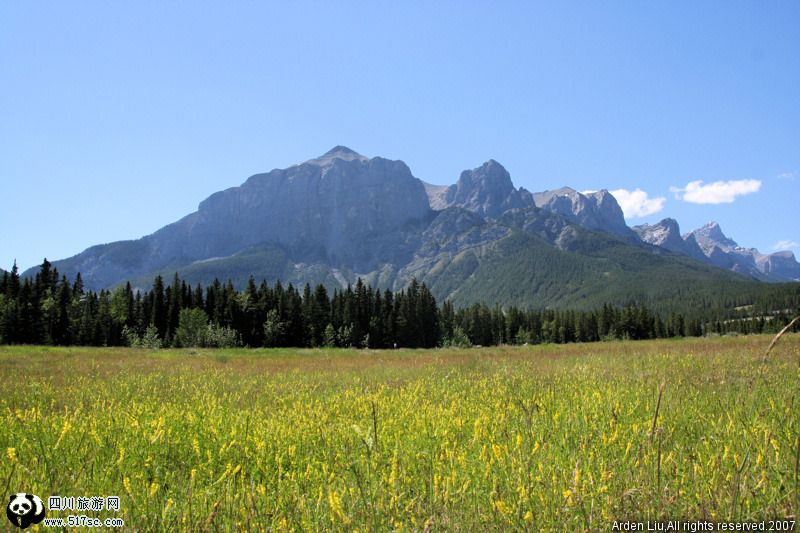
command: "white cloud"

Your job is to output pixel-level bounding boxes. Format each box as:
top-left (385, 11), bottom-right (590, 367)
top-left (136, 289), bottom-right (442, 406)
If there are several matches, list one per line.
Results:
top-left (669, 179), bottom-right (761, 204)
top-left (777, 172), bottom-right (795, 181)
top-left (609, 188), bottom-right (666, 219)
top-left (773, 240), bottom-right (799, 251)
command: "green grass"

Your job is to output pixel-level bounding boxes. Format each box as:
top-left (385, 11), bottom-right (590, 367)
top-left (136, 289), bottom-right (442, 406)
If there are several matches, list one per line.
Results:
top-left (1, 336), bottom-right (799, 531)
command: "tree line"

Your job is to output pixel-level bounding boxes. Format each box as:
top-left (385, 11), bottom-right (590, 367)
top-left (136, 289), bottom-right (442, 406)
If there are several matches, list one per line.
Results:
top-left (0, 260), bottom-right (797, 348)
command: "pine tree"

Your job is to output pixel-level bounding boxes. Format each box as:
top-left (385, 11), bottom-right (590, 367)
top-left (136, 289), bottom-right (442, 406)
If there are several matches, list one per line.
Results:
top-left (151, 275), bottom-right (166, 337)
top-left (311, 284), bottom-right (331, 347)
top-left (7, 261), bottom-right (20, 299)
top-left (52, 277), bottom-right (72, 345)
top-left (417, 283), bottom-right (440, 348)
top-left (165, 273), bottom-right (182, 344)
top-left (72, 272), bottom-right (84, 297)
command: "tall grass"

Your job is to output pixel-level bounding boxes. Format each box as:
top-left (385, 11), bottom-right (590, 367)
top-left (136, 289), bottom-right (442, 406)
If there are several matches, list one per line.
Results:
top-left (0, 335), bottom-right (798, 531)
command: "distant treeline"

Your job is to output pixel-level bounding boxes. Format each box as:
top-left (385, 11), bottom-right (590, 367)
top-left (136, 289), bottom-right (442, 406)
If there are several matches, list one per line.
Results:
top-left (1, 260), bottom-right (798, 348)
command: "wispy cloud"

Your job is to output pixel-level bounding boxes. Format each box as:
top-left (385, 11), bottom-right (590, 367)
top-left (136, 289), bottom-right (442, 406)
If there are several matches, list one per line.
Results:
top-left (772, 240), bottom-right (799, 251)
top-left (609, 188), bottom-right (665, 219)
top-left (777, 172), bottom-right (795, 181)
top-left (669, 179), bottom-right (761, 204)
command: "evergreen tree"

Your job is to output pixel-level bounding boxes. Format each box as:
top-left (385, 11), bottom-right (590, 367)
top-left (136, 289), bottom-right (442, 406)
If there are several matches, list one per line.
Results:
top-left (311, 284), bottom-right (331, 347)
top-left (151, 275), bottom-right (166, 337)
top-left (0, 262), bottom-right (797, 349)
top-left (165, 273), bottom-right (182, 344)
top-left (52, 277), bottom-right (72, 345)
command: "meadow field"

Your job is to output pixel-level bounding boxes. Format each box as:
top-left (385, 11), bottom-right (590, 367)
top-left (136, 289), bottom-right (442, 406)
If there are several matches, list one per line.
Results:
top-left (1, 335), bottom-right (798, 531)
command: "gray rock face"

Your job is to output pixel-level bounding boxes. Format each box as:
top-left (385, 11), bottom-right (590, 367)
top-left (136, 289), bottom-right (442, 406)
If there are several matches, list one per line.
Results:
top-left (684, 222), bottom-right (800, 281)
top-left (39, 147), bottom-right (433, 285)
top-left (633, 218), bottom-right (706, 261)
top-left (533, 187), bottom-right (635, 240)
top-left (172, 146), bottom-right (431, 269)
top-left (434, 160), bottom-right (534, 218)
top-left (687, 222), bottom-right (759, 275)
top-left (682, 233), bottom-right (705, 261)
top-left (757, 251), bottom-right (800, 280)
top-left (419, 207), bottom-right (502, 254)
top-left (689, 222), bottom-right (740, 256)
top-left (422, 182), bottom-right (450, 211)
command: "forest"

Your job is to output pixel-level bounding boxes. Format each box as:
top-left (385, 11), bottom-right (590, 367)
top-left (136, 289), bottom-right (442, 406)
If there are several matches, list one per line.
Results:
top-left (1, 260), bottom-right (798, 348)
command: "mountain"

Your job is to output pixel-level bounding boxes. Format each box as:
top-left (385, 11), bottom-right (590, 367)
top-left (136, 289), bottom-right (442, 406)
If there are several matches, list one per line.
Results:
top-left (37, 146), bottom-right (432, 289)
top-left (532, 187), bottom-right (637, 240)
top-left (410, 205), bottom-right (754, 309)
top-left (23, 147), bottom-right (799, 310)
top-left (632, 218), bottom-right (707, 262)
top-left (633, 220), bottom-right (800, 281)
top-left (430, 160), bottom-right (534, 218)
top-left (685, 222), bottom-right (800, 281)
top-left (690, 222), bottom-right (740, 255)
top-left (757, 251), bottom-right (800, 280)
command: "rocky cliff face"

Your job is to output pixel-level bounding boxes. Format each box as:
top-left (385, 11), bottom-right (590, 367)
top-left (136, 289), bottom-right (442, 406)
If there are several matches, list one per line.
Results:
top-left (689, 222), bottom-right (740, 256)
top-left (40, 147), bottom-right (433, 285)
top-left (633, 218), bottom-right (707, 261)
top-left (632, 219), bottom-right (800, 282)
top-left (687, 222), bottom-right (762, 277)
top-left (757, 251), bottom-right (800, 280)
top-left (684, 222), bottom-right (800, 281)
top-left (160, 145), bottom-right (432, 269)
top-left (431, 160), bottom-right (534, 218)
top-left (532, 187), bottom-right (635, 240)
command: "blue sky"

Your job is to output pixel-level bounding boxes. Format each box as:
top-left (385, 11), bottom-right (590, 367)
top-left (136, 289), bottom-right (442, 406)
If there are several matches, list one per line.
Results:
top-left (1, 1), bottom-right (798, 272)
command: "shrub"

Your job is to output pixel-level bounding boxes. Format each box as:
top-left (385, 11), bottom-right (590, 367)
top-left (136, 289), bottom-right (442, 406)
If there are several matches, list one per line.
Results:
top-left (174, 308), bottom-right (209, 348)
top-left (123, 324), bottom-right (162, 349)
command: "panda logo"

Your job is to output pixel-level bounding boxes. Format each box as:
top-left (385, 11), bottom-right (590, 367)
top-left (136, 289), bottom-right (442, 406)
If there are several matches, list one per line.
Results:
top-left (6, 493), bottom-right (46, 529)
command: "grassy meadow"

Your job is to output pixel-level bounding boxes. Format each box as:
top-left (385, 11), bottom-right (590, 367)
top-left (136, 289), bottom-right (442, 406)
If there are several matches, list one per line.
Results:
top-left (1, 335), bottom-right (799, 531)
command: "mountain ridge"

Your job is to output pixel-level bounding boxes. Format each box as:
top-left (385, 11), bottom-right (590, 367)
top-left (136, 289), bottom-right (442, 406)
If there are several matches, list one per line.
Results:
top-left (683, 221), bottom-right (800, 281)
top-left (22, 147), bottom-right (800, 308)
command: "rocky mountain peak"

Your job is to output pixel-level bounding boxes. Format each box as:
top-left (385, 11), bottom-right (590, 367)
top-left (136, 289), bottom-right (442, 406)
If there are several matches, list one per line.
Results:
top-left (680, 221), bottom-right (800, 280)
top-left (307, 145), bottom-right (369, 166)
top-left (436, 160), bottom-right (534, 219)
top-left (700, 221), bottom-right (728, 240)
top-left (533, 187), bottom-right (634, 240)
top-left (153, 149), bottom-right (433, 276)
top-left (688, 221), bottom-right (740, 253)
top-left (458, 160), bottom-right (513, 191)
top-left (757, 251), bottom-right (800, 281)
top-left (633, 218), bottom-right (680, 245)
top-left (633, 218), bottom-right (707, 261)
top-left (659, 217), bottom-right (680, 232)
top-left (589, 189), bottom-right (620, 209)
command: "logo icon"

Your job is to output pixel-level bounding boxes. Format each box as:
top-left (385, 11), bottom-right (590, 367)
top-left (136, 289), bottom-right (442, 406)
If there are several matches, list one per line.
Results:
top-left (6, 493), bottom-right (46, 529)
